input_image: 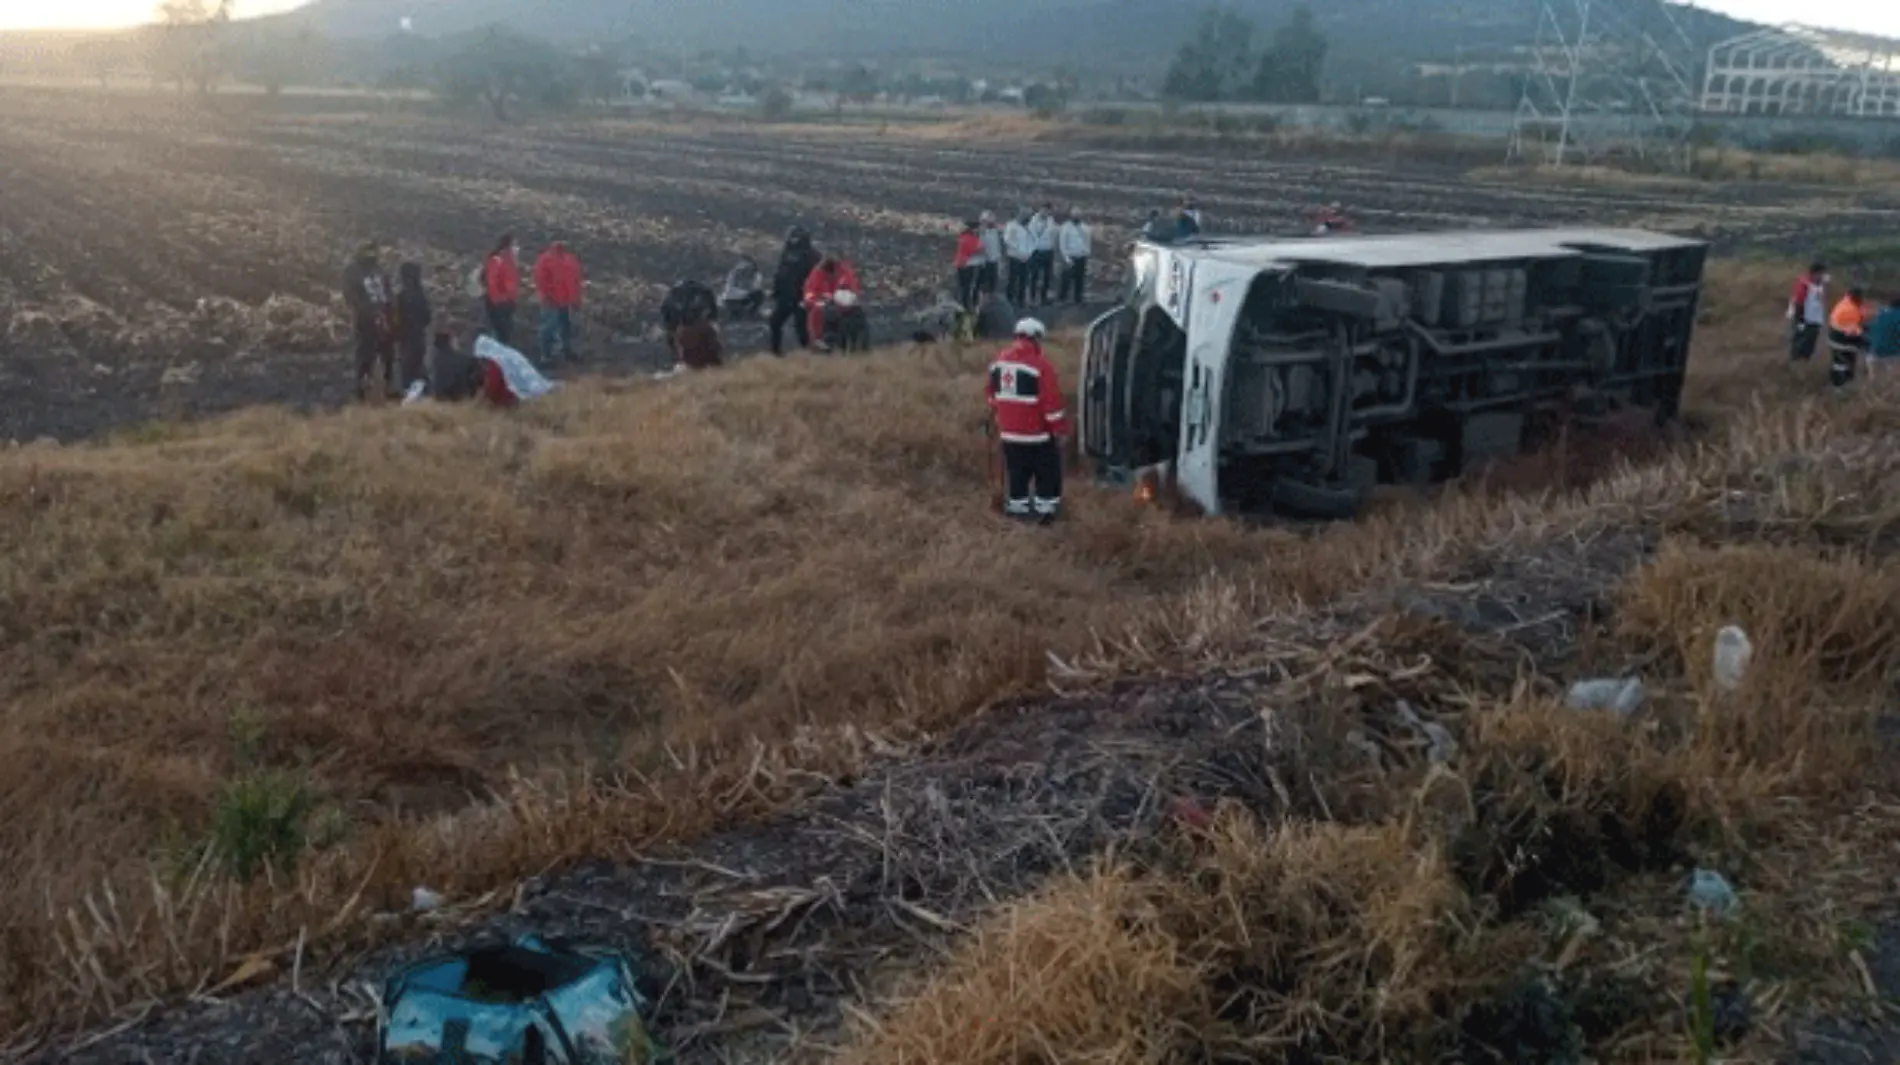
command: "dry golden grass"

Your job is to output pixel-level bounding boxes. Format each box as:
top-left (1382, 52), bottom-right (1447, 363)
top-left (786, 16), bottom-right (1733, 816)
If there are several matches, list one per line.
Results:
top-left (846, 819), bottom-right (1466, 1065)
top-left (840, 265), bottom-right (1900, 1064)
top-left (0, 337), bottom-right (1549, 1034)
top-left (847, 527), bottom-right (1900, 1065)
top-left (2, 254), bottom-right (1887, 1047)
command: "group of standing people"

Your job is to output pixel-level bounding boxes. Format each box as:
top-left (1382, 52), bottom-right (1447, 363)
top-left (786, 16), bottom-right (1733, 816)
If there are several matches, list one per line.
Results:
top-left (1788, 260), bottom-right (1900, 388)
top-left (952, 205), bottom-right (1095, 313)
top-left (340, 227), bottom-right (1074, 524)
top-left (341, 236), bottom-right (579, 407)
top-left (474, 234), bottom-right (586, 365)
top-left (1141, 198), bottom-right (1207, 245)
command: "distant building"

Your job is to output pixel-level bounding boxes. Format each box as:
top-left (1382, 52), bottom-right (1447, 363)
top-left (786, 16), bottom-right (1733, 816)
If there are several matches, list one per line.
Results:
top-left (1702, 24), bottom-right (1900, 116)
top-left (647, 79), bottom-right (699, 103)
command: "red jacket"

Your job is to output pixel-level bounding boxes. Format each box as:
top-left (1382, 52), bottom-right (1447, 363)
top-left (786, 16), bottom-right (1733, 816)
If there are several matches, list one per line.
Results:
top-left (533, 246), bottom-right (583, 308)
top-left (987, 338), bottom-right (1068, 444)
top-left (803, 260), bottom-right (860, 306)
top-left (480, 360), bottom-right (518, 408)
top-left (954, 231), bottom-right (983, 269)
top-left (485, 252), bottom-right (520, 305)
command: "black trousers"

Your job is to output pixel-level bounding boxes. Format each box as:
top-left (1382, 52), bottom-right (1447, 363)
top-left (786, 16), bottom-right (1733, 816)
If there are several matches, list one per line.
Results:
top-left (1006, 259), bottom-right (1030, 305)
top-left (353, 319), bottom-right (393, 397)
top-left (1829, 335), bottom-right (1864, 388)
top-left (1060, 257), bottom-right (1089, 304)
top-left (768, 300), bottom-right (808, 355)
top-left (1029, 250), bottom-right (1055, 304)
top-left (977, 261), bottom-right (999, 295)
top-left (398, 333), bottom-right (427, 390)
top-left (956, 266), bottom-right (981, 311)
top-left (1002, 439), bottom-right (1063, 520)
top-left (1790, 322), bottom-right (1819, 361)
top-left (485, 300), bottom-right (515, 345)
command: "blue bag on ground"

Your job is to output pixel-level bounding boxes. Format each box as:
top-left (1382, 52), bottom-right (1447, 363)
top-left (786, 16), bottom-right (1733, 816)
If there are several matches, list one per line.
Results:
top-left (379, 935), bottom-right (663, 1064)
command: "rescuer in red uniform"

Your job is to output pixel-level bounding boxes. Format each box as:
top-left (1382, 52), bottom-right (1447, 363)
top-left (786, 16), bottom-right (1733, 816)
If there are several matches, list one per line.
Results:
top-left (803, 252), bottom-right (861, 353)
top-left (986, 317), bottom-right (1068, 523)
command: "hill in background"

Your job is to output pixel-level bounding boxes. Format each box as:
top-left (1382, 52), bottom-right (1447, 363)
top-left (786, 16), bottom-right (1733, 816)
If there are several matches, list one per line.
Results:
top-left (283, 0), bottom-right (1755, 74)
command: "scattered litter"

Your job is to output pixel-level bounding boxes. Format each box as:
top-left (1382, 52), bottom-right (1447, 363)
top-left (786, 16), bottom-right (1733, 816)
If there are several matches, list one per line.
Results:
top-left (1687, 868), bottom-right (1739, 918)
top-left (1394, 699), bottom-right (1458, 764)
top-left (380, 935), bottom-right (663, 1064)
top-left (411, 886), bottom-right (444, 913)
top-left (400, 380), bottom-right (427, 407)
top-left (1564, 677), bottom-right (1646, 717)
top-left (1712, 624), bottom-right (1753, 693)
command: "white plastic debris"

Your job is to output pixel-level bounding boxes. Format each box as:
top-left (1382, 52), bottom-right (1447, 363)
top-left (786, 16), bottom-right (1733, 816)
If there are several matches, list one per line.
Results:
top-left (400, 380), bottom-right (428, 407)
top-left (1687, 868), bottom-right (1739, 918)
top-left (411, 886), bottom-right (445, 913)
top-left (1395, 700), bottom-right (1459, 764)
top-left (1564, 677), bottom-right (1647, 717)
top-left (1712, 624), bottom-right (1754, 694)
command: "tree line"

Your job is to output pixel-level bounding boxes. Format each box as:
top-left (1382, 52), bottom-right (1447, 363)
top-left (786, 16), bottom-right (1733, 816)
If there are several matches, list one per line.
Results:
top-left (1163, 3), bottom-right (1328, 105)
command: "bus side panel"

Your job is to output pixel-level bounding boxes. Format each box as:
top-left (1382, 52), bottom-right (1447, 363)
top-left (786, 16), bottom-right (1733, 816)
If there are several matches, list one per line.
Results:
top-left (1173, 263), bottom-right (1258, 517)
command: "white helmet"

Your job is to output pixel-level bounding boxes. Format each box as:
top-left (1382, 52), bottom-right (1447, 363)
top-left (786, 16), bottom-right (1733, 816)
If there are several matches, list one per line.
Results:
top-left (834, 289), bottom-right (860, 308)
top-left (1015, 317), bottom-right (1047, 339)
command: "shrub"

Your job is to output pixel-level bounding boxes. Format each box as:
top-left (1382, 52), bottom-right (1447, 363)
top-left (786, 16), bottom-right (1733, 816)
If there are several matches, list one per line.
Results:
top-left (212, 770), bottom-right (311, 882)
top-left (760, 87), bottom-right (794, 122)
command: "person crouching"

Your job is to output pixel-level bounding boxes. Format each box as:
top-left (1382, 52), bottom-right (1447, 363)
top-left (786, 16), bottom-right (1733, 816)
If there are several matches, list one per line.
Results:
top-left (986, 317), bottom-right (1068, 524)
top-left (661, 277), bottom-right (723, 370)
top-left (803, 252), bottom-right (861, 354)
top-left (426, 330), bottom-right (484, 402)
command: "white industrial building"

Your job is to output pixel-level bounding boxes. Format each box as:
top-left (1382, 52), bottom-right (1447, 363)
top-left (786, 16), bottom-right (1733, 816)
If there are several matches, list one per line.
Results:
top-left (1701, 24), bottom-right (1900, 117)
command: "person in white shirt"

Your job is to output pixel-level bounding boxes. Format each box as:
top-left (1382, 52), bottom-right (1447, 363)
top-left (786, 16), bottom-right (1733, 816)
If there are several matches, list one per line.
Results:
top-left (1028, 203), bottom-right (1058, 306)
top-left (977, 210), bottom-right (1004, 296)
top-left (1058, 210), bottom-right (1093, 306)
top-left (1003, 208), bottom-right (1034, 306)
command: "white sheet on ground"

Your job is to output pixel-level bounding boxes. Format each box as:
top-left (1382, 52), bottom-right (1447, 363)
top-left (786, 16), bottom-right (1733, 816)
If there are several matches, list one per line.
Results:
top-left (473, 336), bottom-right (560, 401)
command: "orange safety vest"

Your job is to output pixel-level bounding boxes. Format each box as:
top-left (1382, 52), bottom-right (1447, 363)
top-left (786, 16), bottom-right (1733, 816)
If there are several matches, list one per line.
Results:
top-left (1830, 296), bottom-right (1868, 335)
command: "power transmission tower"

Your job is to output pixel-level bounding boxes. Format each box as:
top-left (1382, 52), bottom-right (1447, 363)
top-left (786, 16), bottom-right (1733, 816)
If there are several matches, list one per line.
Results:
top-left (1510, 0), bottom-right (1700, 169)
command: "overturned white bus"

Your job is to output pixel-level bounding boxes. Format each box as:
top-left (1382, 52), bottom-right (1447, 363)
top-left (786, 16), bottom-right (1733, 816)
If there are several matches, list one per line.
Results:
top-left (1079, 228), bottom-right (1708, 518)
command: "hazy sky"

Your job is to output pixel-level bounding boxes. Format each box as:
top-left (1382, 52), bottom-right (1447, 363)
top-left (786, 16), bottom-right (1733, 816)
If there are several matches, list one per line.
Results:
top-left (2, 0), bottom-right (1899, 39)
top-left (0, 0), bottom-right (305, 31)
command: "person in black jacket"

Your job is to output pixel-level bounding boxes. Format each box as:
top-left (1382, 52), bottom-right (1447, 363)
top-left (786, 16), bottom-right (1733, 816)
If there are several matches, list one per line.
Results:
top-left (341, 242), bottom-right (395, 401)
top-left (426, 331), bottom-right (484, 401)
top-left (394, 262), bottom-right (433, 392)
top-left (768, 226), bottom-right (821, 356)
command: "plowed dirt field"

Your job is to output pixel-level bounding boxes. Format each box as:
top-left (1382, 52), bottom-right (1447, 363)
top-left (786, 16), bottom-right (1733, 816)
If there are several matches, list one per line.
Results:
top-left (4, 87), bottom-right (1897, 440)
